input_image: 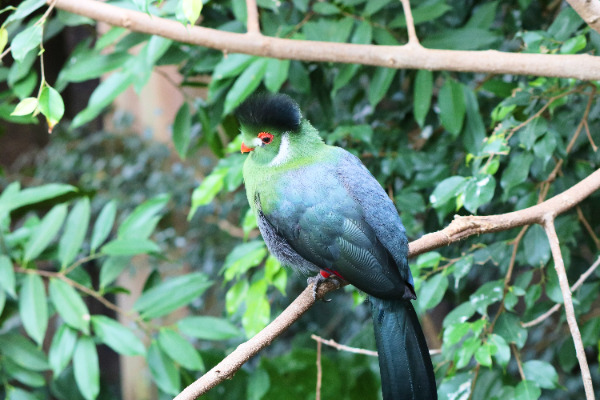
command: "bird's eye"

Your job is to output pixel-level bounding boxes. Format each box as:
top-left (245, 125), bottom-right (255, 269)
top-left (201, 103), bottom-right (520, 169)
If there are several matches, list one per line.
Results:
top-left (258, 132), bottom-right (274, 144)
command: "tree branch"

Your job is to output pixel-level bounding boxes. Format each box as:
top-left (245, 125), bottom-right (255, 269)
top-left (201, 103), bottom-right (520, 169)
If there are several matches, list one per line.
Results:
top-left (175, 167), bottom-right (600, 400)
top-left (49, 0), bottom-right (600, 80)
top-left (522, 256), bottom-right (600, 328)
top-left (245, 0), bottom-right (260, 34)
top-left (542, 216), bottom-right (595, 399)
top-left (399, 0), bottom-right (420, 46)
top-left (566, 0), bottom-right (600, 35)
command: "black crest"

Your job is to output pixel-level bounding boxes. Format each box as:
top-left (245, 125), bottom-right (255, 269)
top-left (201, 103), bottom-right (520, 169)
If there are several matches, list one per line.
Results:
top-left (235, 93), bottom-right (301, 133)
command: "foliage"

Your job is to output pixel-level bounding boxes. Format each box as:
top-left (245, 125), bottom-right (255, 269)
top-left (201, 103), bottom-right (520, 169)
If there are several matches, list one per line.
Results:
top-left (1, 0), bottom-right (600, 399)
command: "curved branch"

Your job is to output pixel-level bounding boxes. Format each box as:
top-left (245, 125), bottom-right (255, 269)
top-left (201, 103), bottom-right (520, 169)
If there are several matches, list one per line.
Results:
top-left (50, 0), bottom-right (600, 80)
top-left (176, 168), bottom-right (600, 400)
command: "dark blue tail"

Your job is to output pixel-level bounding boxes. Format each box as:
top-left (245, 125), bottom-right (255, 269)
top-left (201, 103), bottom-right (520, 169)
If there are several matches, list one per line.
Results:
top-left (370, 297), bottom-right (437, 400)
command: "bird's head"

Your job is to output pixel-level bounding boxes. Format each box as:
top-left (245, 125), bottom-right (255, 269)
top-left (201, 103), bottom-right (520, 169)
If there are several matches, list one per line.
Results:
top-left (235, 93), bottom-right (322, 166)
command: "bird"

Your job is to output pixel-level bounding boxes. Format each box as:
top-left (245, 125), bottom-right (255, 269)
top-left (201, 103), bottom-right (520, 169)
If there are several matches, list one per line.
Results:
top-left (236, 93), bottom-right (437, 400)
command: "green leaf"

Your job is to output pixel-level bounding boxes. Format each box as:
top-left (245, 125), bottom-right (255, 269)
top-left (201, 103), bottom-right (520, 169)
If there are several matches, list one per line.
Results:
top-left (548, 7), bottom-right (583, 41)
top-left (133, 272), bottom-right (213, 319)
top-left (118, 193), bottom-right (169, 239)
top-left (212, 54), bottom-right (255, 80)
top-left (489, 333), bottom-right (510, 369)
top-left (11, 24), bottom-right (43, 62)
top-left (560, 35), bottom-right (586, 54)
top-left (443, 322), bottom-right (471, 346)
top-left (469, 279), bottom-right (503, 315)
top-left (4, 357), bottom-right (45, 388)
top-left (223, 241), bottom-right (267, 281)
top-left (226, 280), bottom-right (249, 315)
top-left (188, 168), bottom-right (228, 219)
top-left (0, 255), bottom-right (16, 297)
top-left (101, 238), bottom-right (160, 256)
top-left (0, 183), bottom-right (75, 216)
top-left (419, 273), bottom-right (448, 310)
top-left (58, 198), bottom-right (90, 269)
top-left (474, 342), bottom-right (493, 367)
top-left (10, 97), bottom-right (38, 116)
top-left (514, 380), bottom-right (541, 400)
top-left (494, 313), bottom-right (527, 349)
top-left (422, 27), bottom-right (500, 50)
top-left (0, 290), bottom-right (5, 316)
top-left (19, 274), bottom-right (48, 346)
top-left (72, 71), bottom-right (134, 128)
top-left (247, 368), bottom-right (270, 400)
top-left (177, 316), bottom-right (242, 340)
top-left (242, 279), bottom-right (270, 336)
top-left (364, 0), bottom-right (391, 16)
top-left (24, 203), bottom-right (68, 262)
top-left (413, 70), bottom-right (433, 127)
top-left (522, 360), bottom-right (559, 389)
top-left (369, 67), bottom-right (396, 107)
top-left (91, 315), bottom-right (146, 356)
top-left (48, 324), bottom-right (78, 377)
top-left (173, 102), bottom-right (191, 159)
top-left (49, 278), bottom-right (90, 334)
top-left (90, 200), bottom-right (117, 253)
top-left (224, 58), bottom-right (268, 114)
top-left (158, 328), bottom-right (204, 370)
top-left (5, 0), bottom-right (45, 25)
top-left (0, 333), bottom-right (49, 371)
top-left (73, 336), bottom-right (100, 400)
top-left (452, 255), bottom-right (473, 285)
top-left (523, 225), bottom-right (550, 266)
top-left (99, 256), bottom-right (130, 288)
top-left (463, 174), bottom-right (496, 213)
top-left (38, 85), bottom-right (65, 132)
top-left (430, 176), bottom-right (466, 207)
top-left (463, 86), bottom-right (486, 153)
top-left (264, 58), bottom-right (290, 93)
top-left (415, 251), bottom-right (442, 270)
top-left (147, 340), bottom-right (180, 395)
top-left (443, 301), bottom-right (476, 328)
top-left (439, 78), bottom-right (466, 136)
top-left (182, 0), bottom-right (203, 24)
top-left (58, 51), bottom-right (132, 86)
top-left (500, 152), bottom-right (533, 195)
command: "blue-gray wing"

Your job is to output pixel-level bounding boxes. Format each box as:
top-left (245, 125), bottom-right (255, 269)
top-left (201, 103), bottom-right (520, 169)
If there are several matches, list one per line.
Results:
top-left (334, 150), bottom-right (414, 288)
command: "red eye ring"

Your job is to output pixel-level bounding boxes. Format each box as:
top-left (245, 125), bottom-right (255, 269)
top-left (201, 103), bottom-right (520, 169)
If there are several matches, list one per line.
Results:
top-left (258, 132), bottom-right (273, 144)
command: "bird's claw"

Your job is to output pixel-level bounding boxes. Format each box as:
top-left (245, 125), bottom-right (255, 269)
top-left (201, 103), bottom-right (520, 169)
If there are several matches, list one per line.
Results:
top-left (307, 273), bottom-right (342, 301)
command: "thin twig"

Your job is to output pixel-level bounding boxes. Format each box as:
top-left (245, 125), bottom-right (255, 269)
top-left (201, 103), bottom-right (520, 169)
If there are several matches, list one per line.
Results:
top-left (576, 206), bottom-right (600, 250)
top-left (245, 0), bottom-right (260, 34)
top-left (15, 267), bottom-right (151, 332)
top-left (399, 0), bottom-right (420, 45)
top-left (315, 338), bottom-right (322, 400)
top-left (511, 343), bottom-right (526, 381)
top-left (542, 215), bottom-right (595, 399)
top-left (523, 256), bottom-right (600, 328)
top-left (311, 334), bottom-right (378, 357)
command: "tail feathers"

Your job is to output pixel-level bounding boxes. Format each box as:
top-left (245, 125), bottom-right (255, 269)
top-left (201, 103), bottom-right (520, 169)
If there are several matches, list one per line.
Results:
top-left (370, 297), bottom-right (437, 400)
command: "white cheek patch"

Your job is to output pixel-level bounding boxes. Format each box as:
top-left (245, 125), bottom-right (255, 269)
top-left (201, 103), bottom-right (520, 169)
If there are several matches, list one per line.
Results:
top-left (270, 133), bottom-right (291, 167)
top-left (252, 137), bottom-right (263, 147)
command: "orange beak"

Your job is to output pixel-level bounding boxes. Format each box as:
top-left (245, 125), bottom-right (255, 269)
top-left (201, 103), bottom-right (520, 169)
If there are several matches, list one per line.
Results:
top-left (241, 142), bottom-right (254, 153)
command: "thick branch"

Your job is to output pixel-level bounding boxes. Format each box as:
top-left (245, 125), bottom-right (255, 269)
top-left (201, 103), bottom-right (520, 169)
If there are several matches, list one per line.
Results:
top-left (409, 168), bottom-right (600, 257)
top-left (566, 0), bottom-right (600, 35)
top-left (50, 0), bottom-right (600, 80)
top-left (176, 168), bottom-right (600, 400)
top-left (542, 216), bottom-right (595, 399)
